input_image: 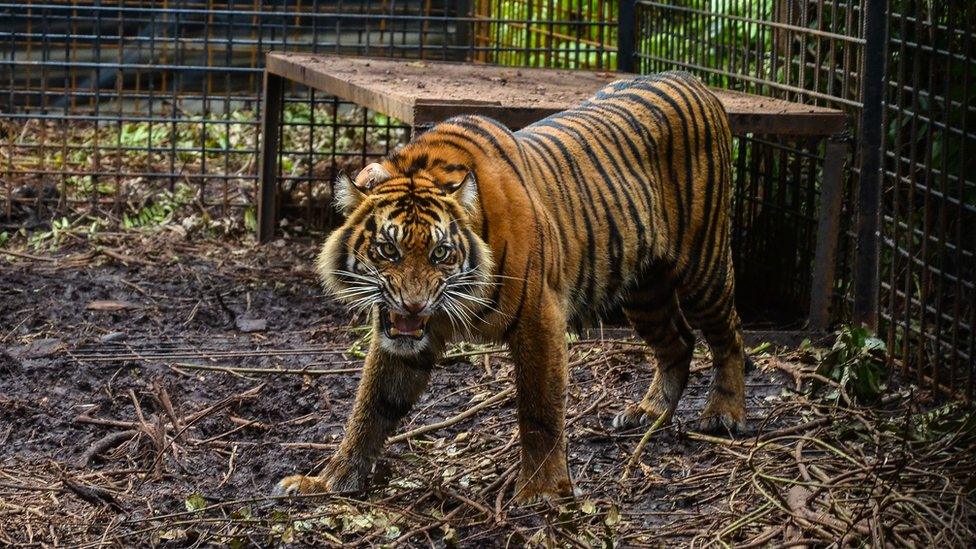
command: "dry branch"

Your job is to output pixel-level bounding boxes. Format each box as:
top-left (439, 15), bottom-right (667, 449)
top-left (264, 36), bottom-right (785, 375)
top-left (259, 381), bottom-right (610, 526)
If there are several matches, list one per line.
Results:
top-left (389, 387), bottom-right (515, 444)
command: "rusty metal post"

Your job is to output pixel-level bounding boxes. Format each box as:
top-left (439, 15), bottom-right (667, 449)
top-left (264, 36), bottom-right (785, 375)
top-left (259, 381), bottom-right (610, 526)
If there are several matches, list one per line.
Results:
top-left (257, 70), bottom-right (284, 243)
top-left (808, 133), bottom-right (850, 331)
top-left (852, 0), bottom-right (888, 328)
top-left (617, 1), bottom-right (636, 73)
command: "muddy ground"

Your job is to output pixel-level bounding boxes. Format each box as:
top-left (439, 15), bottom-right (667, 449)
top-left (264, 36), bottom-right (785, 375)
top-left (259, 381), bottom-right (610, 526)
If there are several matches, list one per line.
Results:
top-left (1, 232), bottom-right (972, 547)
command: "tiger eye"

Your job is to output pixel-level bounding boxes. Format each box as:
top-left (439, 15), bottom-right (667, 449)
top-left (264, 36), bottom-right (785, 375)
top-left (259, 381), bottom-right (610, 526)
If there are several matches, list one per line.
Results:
top-left (430, 244), bottom-right (451, 263)
top-left (376, 242), bottom-right (399, 261)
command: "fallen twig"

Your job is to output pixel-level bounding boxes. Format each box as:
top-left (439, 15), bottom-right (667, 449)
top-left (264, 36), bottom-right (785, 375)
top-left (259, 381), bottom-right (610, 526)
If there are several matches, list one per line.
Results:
top-left (621, 413), bottom-right (671, 480)
top-left (390, 387), bottom-right (515, 444)
top-left (173, 363), bottom-right (362, 376)
top-left (97, 246), bottom-right (155, 266)
top-left (60, 476), bottom-right (124, 513)
top-left (76, 430), bottom-right (138, 468)
top-left (0, 249), bottom-right (57, 262)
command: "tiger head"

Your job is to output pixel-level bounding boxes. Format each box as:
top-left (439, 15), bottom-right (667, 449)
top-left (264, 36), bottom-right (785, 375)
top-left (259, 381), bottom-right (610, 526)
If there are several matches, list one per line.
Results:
top-left (317, 160), bottom-right (494, 355)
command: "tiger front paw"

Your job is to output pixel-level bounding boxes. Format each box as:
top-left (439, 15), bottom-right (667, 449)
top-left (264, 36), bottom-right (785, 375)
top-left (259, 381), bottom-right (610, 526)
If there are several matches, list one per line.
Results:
top-left (274, 474), bottom-right (331, 496)
top-left (512, 472), bottom-right (574, 506)
top-left (273, 457), bottom-right (367, 496)
top-left (699, 394), bottom-right (746, 435)
top-left (610, 401), bottom-right (672, 431)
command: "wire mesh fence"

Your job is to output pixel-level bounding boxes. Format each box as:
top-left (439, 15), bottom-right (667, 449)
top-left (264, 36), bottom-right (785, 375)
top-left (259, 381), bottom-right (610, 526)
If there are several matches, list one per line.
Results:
top-left (0, 1), bottom-right (482, 232)
top-left (1, 0), bottom-right (973, 397)
top-left (471, 0), bottom-right (617, 68)
top-left (880, 1), bottom-right (975, 397)
top-left (633, 0), bottom-right (974, 397)
top-left (0, 0), bottom-right (619, 234)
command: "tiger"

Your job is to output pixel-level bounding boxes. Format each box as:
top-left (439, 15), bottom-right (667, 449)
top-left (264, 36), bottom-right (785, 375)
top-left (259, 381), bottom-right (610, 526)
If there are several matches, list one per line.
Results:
top-left (276, 70), bottom-right (747, 502)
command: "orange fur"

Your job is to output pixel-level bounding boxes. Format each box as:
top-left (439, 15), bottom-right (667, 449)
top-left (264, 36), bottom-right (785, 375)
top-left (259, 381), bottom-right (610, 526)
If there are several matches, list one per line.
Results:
top-left (277, 71), bottom-right (746, 501)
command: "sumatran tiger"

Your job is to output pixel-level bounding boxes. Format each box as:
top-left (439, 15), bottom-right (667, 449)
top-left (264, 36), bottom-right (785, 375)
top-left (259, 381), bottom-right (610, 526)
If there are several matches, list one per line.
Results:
top-left (276, 71), bottom-right (747, 502)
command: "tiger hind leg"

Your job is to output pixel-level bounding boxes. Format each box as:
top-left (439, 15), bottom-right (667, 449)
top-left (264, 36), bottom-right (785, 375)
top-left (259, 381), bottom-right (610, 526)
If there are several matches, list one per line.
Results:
top-left (612, 270), bottom-right (695, 430)
top-left (684, 275), bottom-right (747, 434)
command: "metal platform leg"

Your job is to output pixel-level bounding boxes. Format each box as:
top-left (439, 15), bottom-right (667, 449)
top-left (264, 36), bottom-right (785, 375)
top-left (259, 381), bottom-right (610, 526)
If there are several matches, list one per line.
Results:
top-left (808, 134), bottom-right (850, 331)
top-left (257, 70), bottom-right (284, 243)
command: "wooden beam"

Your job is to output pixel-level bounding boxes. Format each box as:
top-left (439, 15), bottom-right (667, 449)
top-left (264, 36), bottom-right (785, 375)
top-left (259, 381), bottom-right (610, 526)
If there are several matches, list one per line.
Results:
top-left (265, 52), bottom-right (849, 137)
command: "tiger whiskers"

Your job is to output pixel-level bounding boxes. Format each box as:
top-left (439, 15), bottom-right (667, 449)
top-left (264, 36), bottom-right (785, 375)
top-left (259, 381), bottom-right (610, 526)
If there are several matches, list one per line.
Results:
top-left (332, 269), bottom-right (381, 286)
top-left (444, 272), bottom-right (509, 319)
top-left (440, 274), bottom-right (509, 334)
top-left (441, 292), bottom-right (478, 337)
top-left (441, 296), bottom-right (472, 336)
top-left (329, 263), bottom-right (384, 317)
top-left (445, 289), bottom-right (505, 318)
top-left (347, 292), bottom-right (383, 317)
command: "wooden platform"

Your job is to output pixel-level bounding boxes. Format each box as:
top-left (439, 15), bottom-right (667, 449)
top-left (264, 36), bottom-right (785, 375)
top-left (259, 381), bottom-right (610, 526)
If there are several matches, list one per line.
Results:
top-left (257, 53), bottom-right (850, 331)
top-left (266, 52), bottom-right (848, 135)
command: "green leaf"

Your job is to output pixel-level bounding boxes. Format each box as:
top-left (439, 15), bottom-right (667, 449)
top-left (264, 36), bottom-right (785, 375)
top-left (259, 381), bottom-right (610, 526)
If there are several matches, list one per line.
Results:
top-left (244, 207), bottom-right (258, 232)
top-left (230, 506), bottom-right (252, 520)
top-left (748, 341), bottom-right (772, 355)
top-left (269, 509), bottom-right (291, 523)
top-left (184, 493), bottom-right (207, 512)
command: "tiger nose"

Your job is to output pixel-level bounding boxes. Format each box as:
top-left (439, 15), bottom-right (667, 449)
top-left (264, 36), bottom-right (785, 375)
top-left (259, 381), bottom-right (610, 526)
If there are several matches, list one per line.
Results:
top-left (403, 301), bottom-right (426, 315)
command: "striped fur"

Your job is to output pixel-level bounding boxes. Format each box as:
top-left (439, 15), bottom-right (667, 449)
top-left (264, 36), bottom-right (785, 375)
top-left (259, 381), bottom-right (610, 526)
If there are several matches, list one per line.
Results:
top-left (277, 71), bottom-right (747, 501)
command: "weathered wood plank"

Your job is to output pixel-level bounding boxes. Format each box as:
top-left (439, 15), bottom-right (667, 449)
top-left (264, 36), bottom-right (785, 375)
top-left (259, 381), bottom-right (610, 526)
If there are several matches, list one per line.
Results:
top-left (266, 52), bottom-right (848, 135)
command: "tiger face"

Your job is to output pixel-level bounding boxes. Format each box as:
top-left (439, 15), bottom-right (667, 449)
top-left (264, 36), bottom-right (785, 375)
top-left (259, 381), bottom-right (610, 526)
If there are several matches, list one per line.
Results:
top-left (317, 162), bottom-right (493, 355)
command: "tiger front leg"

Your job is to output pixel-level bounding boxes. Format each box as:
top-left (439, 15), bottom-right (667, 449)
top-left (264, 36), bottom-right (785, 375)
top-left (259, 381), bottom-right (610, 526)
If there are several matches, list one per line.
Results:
top-left (506, 297), bottom-right (574, 504)
top-left (275, 344), bottom-right (436, 495)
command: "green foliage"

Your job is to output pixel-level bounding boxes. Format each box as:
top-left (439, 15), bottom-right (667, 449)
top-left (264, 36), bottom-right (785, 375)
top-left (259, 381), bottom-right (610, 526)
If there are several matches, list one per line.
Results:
top-left (878, 3), bottom-right (974, 370)
top-left (28, 216), bottom-right (75, 250)
top-left (346, 325), bottom-right (373, 359)
top-left (123, 202), bottom-right (173, 229)
top-left (815, 324), bottom-right (888, 404)
top-left (902, 402), bottom-right (976, 450)
top-left (638, 0), bottom-right (774, 84)
top-left (487, 0), bottom-right (617, 69)
top-left (121, 185), bottom-right (196, 230)
top-left (243, 207), bottom-right (258, 233)
top-left (118, 120), bottom-right (169, 149)
top-left (184, 493), bottom-right (208, 512)
top-left (65, 175), bottom-right (115, 199)
top-left (13, 102), bottom-right (405, 239)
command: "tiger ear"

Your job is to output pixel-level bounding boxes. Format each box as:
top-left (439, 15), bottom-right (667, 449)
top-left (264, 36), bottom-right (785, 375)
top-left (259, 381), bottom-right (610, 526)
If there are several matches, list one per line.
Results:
top-left (333, 163), bottom-right (391, 213)
top-left (444, 171), bottom-right (479, 211)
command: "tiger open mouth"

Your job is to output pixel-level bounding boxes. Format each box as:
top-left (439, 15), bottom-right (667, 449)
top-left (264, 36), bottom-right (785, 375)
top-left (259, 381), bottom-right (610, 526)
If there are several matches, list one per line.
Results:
top-left (379, 307), bottom-right (430, 340)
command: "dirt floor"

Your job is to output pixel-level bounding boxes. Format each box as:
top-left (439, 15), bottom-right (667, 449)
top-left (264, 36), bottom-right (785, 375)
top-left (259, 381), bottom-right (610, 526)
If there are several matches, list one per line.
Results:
top-left (1, 231), bottom-right (974, 547)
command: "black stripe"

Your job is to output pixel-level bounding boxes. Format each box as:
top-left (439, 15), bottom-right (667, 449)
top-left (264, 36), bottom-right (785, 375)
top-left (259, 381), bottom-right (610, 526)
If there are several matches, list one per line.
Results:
top-left (501, 256), bottom-right (533, 340)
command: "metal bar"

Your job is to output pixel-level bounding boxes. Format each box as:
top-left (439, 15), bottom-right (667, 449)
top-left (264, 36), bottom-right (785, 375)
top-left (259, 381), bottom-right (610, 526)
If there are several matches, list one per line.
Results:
top-left (256, 69), bottom-right (284, 243)
top-left (808, 134), bottom-right (849, 331)
top-left (454, 0), bottom-right (473, 61)
top-left (617, 0), bottom-right (636, 73)
top-left (852, 0), bottom-right (888, 329)
top-left (635, 0), bottom-right (866, 45)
